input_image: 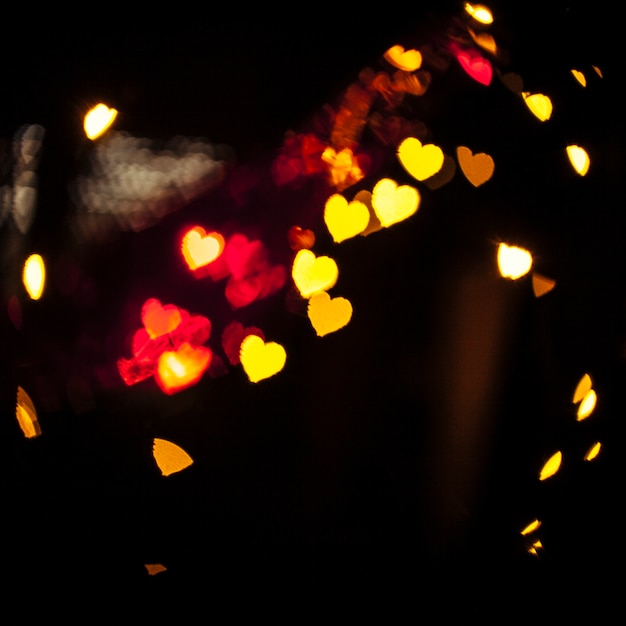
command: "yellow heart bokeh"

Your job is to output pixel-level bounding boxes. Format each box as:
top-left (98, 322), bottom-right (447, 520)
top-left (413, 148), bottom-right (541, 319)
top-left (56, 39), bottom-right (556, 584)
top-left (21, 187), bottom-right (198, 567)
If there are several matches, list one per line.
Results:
top-left (456, 146), bottom-right (495, 187)
top-left (522, 92), bottom-right (552, 121)
top-left (397, 137), bottom-right (444, 181)
top-left (383, 45), bottom-right (422, 72)
top-left (324, 193), bottom-right (370, 243)
top-left (307, 291), bottom-right (353, 337)
top-left (181, 226), bottom-right (224, 270)
top-left (292, 249), bottom-right (339, 299)
top-left (240, 334), bottom-right (287, 383)
top-left (371, 178), bottom-right (420, 228)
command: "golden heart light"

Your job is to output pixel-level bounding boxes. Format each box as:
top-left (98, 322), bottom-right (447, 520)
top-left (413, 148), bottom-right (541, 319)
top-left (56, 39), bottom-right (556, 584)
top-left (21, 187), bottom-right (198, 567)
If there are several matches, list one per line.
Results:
top-left (307, 291), bottom-right (353, 337)
top-left (239, 334), bottom-right (287, 383)
top-left (181, 226), bottom-right (225, 270)
top-left (497, 243), bottom-right (532, 279)
top-left (522, 92), bottom-right (552, 121)
top-left (292, 249), bottom-right (339, 299)
top-left (456, 146), bottom-right (494, 187)
top-left (464, 2), bottom-right (494, 24)
top-left (156, 342), bottom-right (212, 394)
top-left (383, 45), bottom-right (422, 72)
top-left (571, 69), bottom-right (586, 87)
top-left (83, 103), bottom-right (118, 140)
top-left (371, 177), bottom-right (420, 228)
top-left (324, 193), bottom-right (370, 243)
top-left (566, 145), bottom-right (590, 176)
top-left (397, 137), bottom-right (444, 182)
top-left (153, 437), bottom-right (194, 476)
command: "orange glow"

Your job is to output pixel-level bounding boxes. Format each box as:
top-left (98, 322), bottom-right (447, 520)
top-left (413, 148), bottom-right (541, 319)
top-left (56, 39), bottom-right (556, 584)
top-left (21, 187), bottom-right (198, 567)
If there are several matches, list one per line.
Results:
top-left (181, 226), bottom-right (224, 270)
top-left (456, 146), bottom-right (494, 187)
top-left (145, 564), bottom-right (167, 576)
top-left (520, 519), bottom-right (542, 535)
top-left (239, 334), bottom-right (286, 383)
top-left (83, 103), bottom-right (117, 139)
top-left (142, 298), bottom-right (182, 339)
top-left (522, 92), bottom-right (553, 121)
top-left (571, 69), bottom-right (586, 86)
top-left (592, 65), bottom-right (603, 78)
top-left (383, 45), bottom-right (422, 72)
top-left (153, 437), bottom-right (194, 476)
top-left (324, 193), bottom-right (370, 243)
top-left (572, 373), bottom-right (592, 404)
top-left (321, 147), bottom-right (365, 189)
top-left (371, 178), bottom-right (420, 227)
top-left (16, 386), bottom-right (41, 438)
top-left (307, 291), bottom-right (353, 337)
top-left (464, 2), bottom-right (494, 24)
top-left (156, 342), bottom-right (212, 394)
top-left (532, 273), bottom-right (556, 297)
top-left (23, 253), bottom-right (45, 300)
top-left (397, 136), bottom-right (444, 182)
top-left (292, 249), bottom-right (339, 299)
top-left (469, 29), bottom-right (497, 55)
top-left (584, 441), bottom-right (602, 461)
top-left (576, 389), bottom-right (597, 421)
top-left (528, 539), bottom-right (543, 556)
top-left (566, 145), bottom-right (590, 176)
top-left (497, 243), bottom-right (532, 279)
top-left (287, 225), bottom-right (315, 251)
top-left (539, 451), bottom-right (562, 480)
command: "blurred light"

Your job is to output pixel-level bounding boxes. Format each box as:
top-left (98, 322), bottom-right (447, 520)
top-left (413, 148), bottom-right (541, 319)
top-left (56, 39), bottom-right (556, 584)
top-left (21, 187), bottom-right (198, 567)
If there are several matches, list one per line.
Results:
top-left (324, 193), bottom-right (370, 243)
top-left (497, 243), bottom-right (532, 279)
top-left (397, 137), bottom-right (444, 181)
top-left (142, 298), bottom-right (182, 339)
top-left (292, 249), bottom-right (339, 299)
top-left (592, 65), bottom-right (603, 78)
top-left (321, 147), bottom-right (365, 190)
top-left (469, 29), bottom-right (498, 55)
top-left (539, 450), bottom-right (562, 480)
top-left (153, 437), bottom-right (194, 476)
top-left (23, 253), bottom-right (45, 299)
top-left (571, 69), bottom-right (587, 87)
top-left (145, 564), bottom-right (167, 576)
top-left (83, 103), bottom-right (118, 139)
top-left (287, 225), bottom-right (315, 251)
top-left (566, 145), bottom-right (590, 176)
top-left (239, 334), bottom-right (286, 383)
top-left (16, 386), bottom-right (41, 438)
top-left (583, 441), bottom-right (602, 461)
top-left (522, 92), bottom-right (553, 121)
top-left (528, 539), bottom-right (543, 556)
top-left (181, 226), bottom-right (224, 270)
top-left (156, 342), bottom-right (212, 394)
top-left (307, 291), bottom-right (353, 336)
top-left (576, 388), bottom-right (597, 421)
top-left (383, 45), bottom-right (422, 71)
top-left (456, 145), bottom-right (494, 187)
top-left (532, 272), bottom-right (556, 297)
top-left (572, 373), bottom-right (593, 404)
top-left (371, 177), bottom-right (420, 227)
top-left (521, 519), bottom-right (541, 535)
top-left (464, 3), bottom-right (494, 24)
top-left (451, 44), bottom-right (493, 85)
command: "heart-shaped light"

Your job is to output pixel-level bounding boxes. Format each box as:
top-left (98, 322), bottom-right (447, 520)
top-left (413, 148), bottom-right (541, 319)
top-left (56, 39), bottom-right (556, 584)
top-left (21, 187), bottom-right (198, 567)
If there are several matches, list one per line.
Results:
top-left (497, 243), bottom-right (533, 279)
top-left (156, 342), bottom-right (212, 394)
top-left (287, 225), bottom-right (316, 251)
top-left (453, 46), bottom-right (492, 85)
top-left (397, 137), bottom-right (444, 182)
top-left (307, 291), bottom-right (353, 337)
top-left (142, 298), bottom-right (182, 339)
top-left (324, 193), bottom-right (370, 243)
top-left (83, 103), bottom-right (118, 140)
top-left (371, 178), bottom-right (420, 228)
top-left (456, 146), bottom-right (495, 187)
top-left (522, 92), bottom-right (552, 121)
top-left (181, 226), bottom-right (224, 270)
top-left (291, 249), bottom-right (339, 299)
top-left (239, 334), bottom-right (286, 383)
top-left (383, 45), bottom-right (422, 72)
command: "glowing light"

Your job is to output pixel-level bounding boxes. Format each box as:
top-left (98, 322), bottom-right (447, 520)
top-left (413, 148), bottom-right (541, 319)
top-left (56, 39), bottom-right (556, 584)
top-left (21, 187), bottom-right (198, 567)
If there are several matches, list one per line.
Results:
top-left (324, 193), bottom-right (370, 243)
top-left (469, 29), bottom-right (497, 55)
top-left (23, 253), bottom-right (45, 300)
top-left (156, 342), bottom-right (212, 394)
top-left (571, 69), bottom-right (586, 86)
top-left (539, 450), bottom-right (562, 481)
top-left (584, 441), bottom-right (602, 461)
top-left (371, 178), bottom-right (420, 227)
top-left (83, 103), bottom-right (118, 139)
top-left (181, 226), bottom-right (224, 270)
top-left (292, 249), bottom-right (339, 299)
top-left (497, 243), bottom-right (533, 279)
top-left (16, 386), bottom-right (41, 439)
top-left (397, 136), bottom-right (444, 182)
top-left (287, 225), bottom-right (315, 251)
top-left (153, 438), bottom-right (194, 476)
top-left (142, 298), bottom-right (182, 339)
top-left (452, 44), bottom-right (493, 85)
top-left (464, 2), bottom-right (494, 24)
top-left (239, 334), bottom-right (286, 383)
top-left (321, 147), bottom-right (364, 189)
top-left (528, 539), bottom-right (543, 556)
top-left (307, 291), bottom-right (353, 337)
top-left (566, 145), bottom-right (590, 176)
top-left (522, 92), bottom-right (553, 121)
top-left (572, 373), bottom-right (593, 404)
top-left (576, 388), bottom-right (597, 421)
top-left (592, 65), bottom-right (603, 78)
top-left (520, 519), bottom-right (542, 535)
top-left (532, 273), bottom-right (556, 297)
top-left (145, 564), bottom-right (167, 576)
top-left (456, 146), bottom-right (494, 187)
top-left (383, 45), bottom-right (422, 72)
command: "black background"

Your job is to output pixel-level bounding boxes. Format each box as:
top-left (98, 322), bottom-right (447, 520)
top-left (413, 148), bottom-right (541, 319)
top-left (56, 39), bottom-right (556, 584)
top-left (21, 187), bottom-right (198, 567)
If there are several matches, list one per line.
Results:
top-left (1, 0), bottom-right (624, 615)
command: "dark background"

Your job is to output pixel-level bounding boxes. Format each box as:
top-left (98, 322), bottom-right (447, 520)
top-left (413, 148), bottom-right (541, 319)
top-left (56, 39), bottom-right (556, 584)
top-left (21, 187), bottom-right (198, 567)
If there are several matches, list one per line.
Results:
top-left (1, 0), bottom-right (624, 615)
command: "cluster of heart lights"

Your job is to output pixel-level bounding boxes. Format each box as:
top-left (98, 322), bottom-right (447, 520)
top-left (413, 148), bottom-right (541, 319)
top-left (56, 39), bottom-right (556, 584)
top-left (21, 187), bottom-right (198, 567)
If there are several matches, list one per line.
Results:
top-left (12, 2), bottom-right (609, 567)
